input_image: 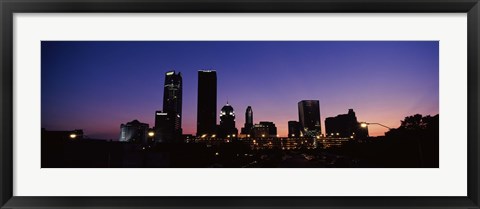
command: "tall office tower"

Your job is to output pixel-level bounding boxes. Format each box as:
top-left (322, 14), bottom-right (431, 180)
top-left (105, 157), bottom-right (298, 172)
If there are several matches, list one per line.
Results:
top-left (241, 106), bottom-right (253, 135)
top-left (197, 70), bottom-right (217, 137)
top-left (163, 71), bottom-right (182, 136)
top-left (288, 121), bottom-right (301, 137)
top-left (218, 103), bottom-right (238, 138)
top-left (154, 111), bottom-right (174, 143)
top-left (298, 100), bottom-right (321, 137)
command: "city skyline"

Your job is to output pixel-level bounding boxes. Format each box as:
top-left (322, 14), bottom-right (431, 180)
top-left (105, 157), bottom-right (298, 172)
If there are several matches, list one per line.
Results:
top-left (41, 41), bottom-right (439, 140)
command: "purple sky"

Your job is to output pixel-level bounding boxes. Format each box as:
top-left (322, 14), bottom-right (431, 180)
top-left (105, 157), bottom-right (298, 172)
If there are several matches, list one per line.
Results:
top-left (41, 41), bottom-right (439, 139)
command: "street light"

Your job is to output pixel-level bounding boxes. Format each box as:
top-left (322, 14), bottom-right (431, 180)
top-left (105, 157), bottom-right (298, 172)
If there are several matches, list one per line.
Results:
top-left (360, 122), bottom-right (392, 130)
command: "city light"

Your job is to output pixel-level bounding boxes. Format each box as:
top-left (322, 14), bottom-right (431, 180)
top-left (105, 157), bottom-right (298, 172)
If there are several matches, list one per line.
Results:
top-left (360, 122), bottom-right (391, 130)
top-left (41, 42), bottom-right (440, 169)
top-left (360, 122), bottom-right (368, 128)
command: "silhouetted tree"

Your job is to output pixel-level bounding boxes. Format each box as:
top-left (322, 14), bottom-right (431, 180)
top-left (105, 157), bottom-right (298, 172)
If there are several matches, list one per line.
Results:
top-left (400, 114), bottom-right (438, 131)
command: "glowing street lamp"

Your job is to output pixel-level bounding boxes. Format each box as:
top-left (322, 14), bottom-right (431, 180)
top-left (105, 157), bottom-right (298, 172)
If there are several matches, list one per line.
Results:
top-left (69, 133), bottom-right (77, 139)
top-left (148, 131), bottom-right (155, 137)
top-left (360, 122), bottom-right (391, 130)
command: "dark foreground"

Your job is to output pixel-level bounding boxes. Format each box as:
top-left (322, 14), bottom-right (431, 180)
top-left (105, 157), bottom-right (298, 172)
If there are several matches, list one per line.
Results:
top-left (42, 135), bottom-right (438, 168)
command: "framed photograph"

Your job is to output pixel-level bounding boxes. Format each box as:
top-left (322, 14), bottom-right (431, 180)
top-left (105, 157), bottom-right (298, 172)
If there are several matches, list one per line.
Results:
top-left (1, 0), bottom-right (479, 208)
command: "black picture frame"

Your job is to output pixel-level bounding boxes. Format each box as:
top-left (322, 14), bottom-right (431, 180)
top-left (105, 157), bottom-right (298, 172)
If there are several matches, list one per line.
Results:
top-left (1, 0), bottom-right (479, 208)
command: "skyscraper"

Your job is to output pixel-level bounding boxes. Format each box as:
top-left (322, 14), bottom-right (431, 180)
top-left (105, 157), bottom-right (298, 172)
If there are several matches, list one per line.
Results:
top-left (298, 100), bottom-right (321, 137)
top-left (288, 121), bottom-right (301, 137)
top-left (154, 111), bottom-right (174, 143)
top-left (197, 70), bottom-right (217, 136)
top-left (163, 71), bottom-right (182, 136)
top-left (218, 102), bottom-right (238, 138)
top-left (241, 106), bottom-right (253, 135)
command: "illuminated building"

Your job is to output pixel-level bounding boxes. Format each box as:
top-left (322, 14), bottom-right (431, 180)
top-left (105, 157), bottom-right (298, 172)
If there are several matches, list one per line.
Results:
top-left (248, 137), bottom-right (282, 150)
top-left (298, 100), bottom-right (321, 137)
top-left (252, 124), bottom-right (269, 138)
top-left (288, 121), bottom-right (301, 138)
top-left (259, 121), bottom-right (277, 137)
top-left (119, 119), bottom-right (149, 144)
top-left (154, 111), bottom-right (175, 143)
top-left (280, 137), bottom-right (316, 150)
top-left (325, 109), bottom-right (368, 139)
top-left (318, 137), bottom-right (351, 148)
top-left (218, 102), bottom-right (238, 138)
top-left (241, 106), bottom-right (253, 135)
top-left (197, 70), bottom-right (217, 136)
top-left (163, 71), bottom-right (182, 136)
top-left (250, 121), bottom-right (277, 138)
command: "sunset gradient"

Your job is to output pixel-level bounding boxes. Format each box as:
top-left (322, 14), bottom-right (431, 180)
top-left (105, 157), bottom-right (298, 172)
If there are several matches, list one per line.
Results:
top-left (41, 41), bottom-right (439, 139)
